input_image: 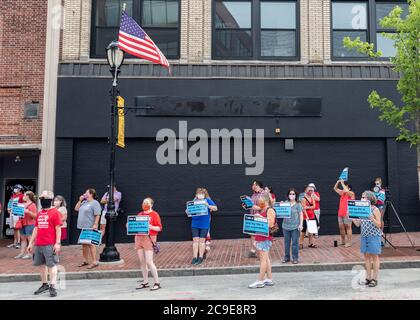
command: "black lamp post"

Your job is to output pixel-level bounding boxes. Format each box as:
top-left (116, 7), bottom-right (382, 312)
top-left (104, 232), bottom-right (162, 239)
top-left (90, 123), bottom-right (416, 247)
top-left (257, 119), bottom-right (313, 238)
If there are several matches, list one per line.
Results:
top-left (99, 40), bottom-right (124, 263)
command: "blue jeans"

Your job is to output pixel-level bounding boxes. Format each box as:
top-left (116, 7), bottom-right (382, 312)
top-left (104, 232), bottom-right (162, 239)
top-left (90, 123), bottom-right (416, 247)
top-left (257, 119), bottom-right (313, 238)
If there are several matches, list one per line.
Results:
top-left (283, 228), bottom-right (300, 261)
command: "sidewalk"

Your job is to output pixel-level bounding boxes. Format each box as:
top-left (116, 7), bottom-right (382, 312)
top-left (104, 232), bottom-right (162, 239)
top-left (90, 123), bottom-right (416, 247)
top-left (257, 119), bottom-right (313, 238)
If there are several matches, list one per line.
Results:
top-left (0, 232), bottom-right (419, 282)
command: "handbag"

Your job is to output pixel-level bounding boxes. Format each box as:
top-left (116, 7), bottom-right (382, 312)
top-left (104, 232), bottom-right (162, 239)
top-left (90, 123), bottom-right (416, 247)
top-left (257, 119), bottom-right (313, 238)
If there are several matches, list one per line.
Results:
top-left (14, 219), bottom-right (23, 230)
top-left (148, 235), bottom-right (160, 254)
top-left (268, 208), bottom-right (279, 235)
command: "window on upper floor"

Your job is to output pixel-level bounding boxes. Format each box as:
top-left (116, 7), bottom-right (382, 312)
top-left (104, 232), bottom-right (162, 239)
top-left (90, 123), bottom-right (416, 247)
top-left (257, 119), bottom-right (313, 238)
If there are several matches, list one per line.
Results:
top-left (331, 0), bottom-right (408, 60)
top-left (91, 0), bottom-right (180, 59)
top-left (213, 0), bottom-right (299, 60)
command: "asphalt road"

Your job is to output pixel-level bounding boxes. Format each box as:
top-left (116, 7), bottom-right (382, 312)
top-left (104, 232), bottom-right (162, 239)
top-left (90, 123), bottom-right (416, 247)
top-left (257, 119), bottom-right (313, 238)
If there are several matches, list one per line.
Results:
top-left (1, 268), bottom-right (420, 300)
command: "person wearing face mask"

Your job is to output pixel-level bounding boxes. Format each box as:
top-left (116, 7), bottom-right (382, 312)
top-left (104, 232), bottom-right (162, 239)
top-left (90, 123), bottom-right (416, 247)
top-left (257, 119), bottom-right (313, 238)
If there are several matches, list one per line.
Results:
top-left (27, 190), bottom-right (62, 297)
top-left (74, 188), bottom-right (102, 269)
top-left (243, 181), bottom-right (268, 258)
top-left (15, 191), bottom-right (38, 259)
top-left (334, 179), bottom-right (356, 247)
top-left (7, 184), bottom-right (25, 249)
top-left (372, 178), bottom-right (386, 230)
top-left (282, 189), bottom-right (304, 264)
top-left (189, 188), bottom-right (218, 265)
top-left (300, 186), bottom-right (318, 249)
top-left (248, 193), bottom-right (277, 289)
top-left (132, 197), bottom-right (162, 291)
top-left (352, 191), bottom-right (382, 287)
top-left (53, 196), bottom-right (68, 243)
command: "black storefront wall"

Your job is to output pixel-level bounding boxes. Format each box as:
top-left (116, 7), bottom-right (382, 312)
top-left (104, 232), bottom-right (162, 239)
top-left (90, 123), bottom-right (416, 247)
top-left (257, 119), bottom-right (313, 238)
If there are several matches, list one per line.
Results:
top-left (55, 78), bottom-right (420, 243)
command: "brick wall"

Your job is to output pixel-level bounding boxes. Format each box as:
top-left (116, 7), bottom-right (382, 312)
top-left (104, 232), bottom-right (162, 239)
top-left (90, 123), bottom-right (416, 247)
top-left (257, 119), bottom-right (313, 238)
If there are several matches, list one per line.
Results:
top-left (0, 0), bottom-right (48, 145)
top-left (61, 0), bottom-right (333, 64)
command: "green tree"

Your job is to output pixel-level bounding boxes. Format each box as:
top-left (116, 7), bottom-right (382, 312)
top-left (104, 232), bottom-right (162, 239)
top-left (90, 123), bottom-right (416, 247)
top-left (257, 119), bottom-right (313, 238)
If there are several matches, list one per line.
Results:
top-left (343, 0), bottom-right (420, 190)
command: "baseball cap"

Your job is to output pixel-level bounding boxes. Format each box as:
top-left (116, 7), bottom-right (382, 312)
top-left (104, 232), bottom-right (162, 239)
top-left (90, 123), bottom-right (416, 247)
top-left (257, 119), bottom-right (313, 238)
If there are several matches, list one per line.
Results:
top-left (308, 183), bottom-right (316, 190)
top-left (14, 184), bottom-right (23, 190)
top-left (39, 190), bottom-right (54, 199)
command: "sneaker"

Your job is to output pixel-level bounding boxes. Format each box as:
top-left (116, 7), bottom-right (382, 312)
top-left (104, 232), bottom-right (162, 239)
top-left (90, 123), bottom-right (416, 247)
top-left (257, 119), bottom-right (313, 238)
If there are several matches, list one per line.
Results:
top-left (14, 253), bottom-right (24, 259)
top-left (263, 278), bottom-right (274, 286)
top-left (34, 283), bottom-right (50, 295)
top-left (191, 257), bottom-right (198, 265)
top-left (15, 243), bottom-right (21, 249)
top-left (292, 260), bottom-right (299, 264)
top-left (196, 257), bottom-right (203, 265)
top-left (248, 280), bottom-right (265, 289)
top-left (49, 285), bottom-right (57, 297)
top-left (281, 258), bottom-right (290, 263)
top-left (7, 243), bottom-right (15, 248)
top-left (22, 254), bottom-right (32, 260)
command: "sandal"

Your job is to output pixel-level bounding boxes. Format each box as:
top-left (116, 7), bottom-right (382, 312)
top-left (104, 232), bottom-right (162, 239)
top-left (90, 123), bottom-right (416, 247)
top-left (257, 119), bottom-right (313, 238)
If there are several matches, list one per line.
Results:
top-left (308, 244), bottom-right (318, 248)
top-left (86, 263), bottom-right (99, 270)
top-left (150, 283), bottom-right (161, 291)
top-left (136, 282), bottom-right (149, 290)
top-left (368, 279), bottom-right (378, 287)
top-left (78, 261), bottom-right (89, 267)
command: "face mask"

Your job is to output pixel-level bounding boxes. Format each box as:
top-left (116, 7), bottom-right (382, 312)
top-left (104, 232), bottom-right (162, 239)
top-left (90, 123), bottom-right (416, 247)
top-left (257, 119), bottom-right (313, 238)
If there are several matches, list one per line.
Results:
top-left (196, 194), bottom-right (205, 200)
top-left (289, 194), bottom-right (296, 201)
top-left (40, 198), bottom-right (52, 209)
top-left (142, 204), bottom-right (151, 211)
top-left (258, 203), bottom-right (265, 210)
top-left (13, 188), bottom-right (19, 193)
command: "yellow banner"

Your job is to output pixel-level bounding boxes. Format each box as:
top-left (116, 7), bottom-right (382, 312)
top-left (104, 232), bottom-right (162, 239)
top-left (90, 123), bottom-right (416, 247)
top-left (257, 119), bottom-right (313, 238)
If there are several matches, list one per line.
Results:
top-left (117, 96), bottom-right (125, 148)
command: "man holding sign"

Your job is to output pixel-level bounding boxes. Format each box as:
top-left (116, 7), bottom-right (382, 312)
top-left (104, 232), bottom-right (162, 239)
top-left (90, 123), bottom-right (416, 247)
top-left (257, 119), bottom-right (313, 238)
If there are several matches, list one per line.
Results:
top-left (27, 190), bottom-right (62, 297)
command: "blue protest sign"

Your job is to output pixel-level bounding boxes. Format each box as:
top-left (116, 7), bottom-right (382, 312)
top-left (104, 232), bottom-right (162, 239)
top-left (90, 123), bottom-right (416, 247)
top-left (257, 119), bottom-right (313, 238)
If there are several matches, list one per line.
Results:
top-left (78, 229), bottom-right (102, 246)
top-left (240, 195), bottom-right (254, 210)
top-left (243, 214), bottom-right (269, 237)
top-left (127, 216), bottom-right (149, 235)
top-left (339, 167), bottom-right (349, 181)
top-left (12, 203), bottom-right (25, 217)
top-left (348, 200), bottom-right (371, 219)
top-left (273, 202), bottom-right (291, 218)
top-left (186, 201), bottom-right (208, 217)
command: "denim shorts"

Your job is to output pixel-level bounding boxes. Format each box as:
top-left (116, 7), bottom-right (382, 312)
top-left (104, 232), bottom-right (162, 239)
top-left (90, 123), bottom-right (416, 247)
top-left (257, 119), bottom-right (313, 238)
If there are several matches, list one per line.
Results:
top-left (191, 228), bottom-right (208, 239)
top-left (360, 236), bottom-right (382, 255)
top-left (21, 225), bottom-right (35, 236)
top-left (255, 240), bottom-right (272, 252)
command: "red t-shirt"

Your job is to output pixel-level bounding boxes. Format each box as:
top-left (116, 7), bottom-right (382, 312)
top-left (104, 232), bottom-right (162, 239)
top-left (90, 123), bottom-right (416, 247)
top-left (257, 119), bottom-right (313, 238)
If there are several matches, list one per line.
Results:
top-left (34, 208), bottom-right (62, 246)
top-left (314, 192), bottom-right (320, 210)
top-left (22, 203), bottom-right (37, 226)
top-left (10, 193), bottom-right (24, 204)
top-left (338, 192), bottom-right (355, 217)
top-left (137, 210), bottom-right (162, 237)
top-left (254, 208), bottom-right (274, 242)
top-left (302, 196), bottom-right (316, 219)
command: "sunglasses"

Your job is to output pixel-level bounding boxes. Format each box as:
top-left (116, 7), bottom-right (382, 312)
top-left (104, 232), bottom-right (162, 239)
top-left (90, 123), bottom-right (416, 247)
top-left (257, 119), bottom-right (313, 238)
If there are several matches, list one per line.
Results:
top-left (289, 193), bottom-right (296, 195)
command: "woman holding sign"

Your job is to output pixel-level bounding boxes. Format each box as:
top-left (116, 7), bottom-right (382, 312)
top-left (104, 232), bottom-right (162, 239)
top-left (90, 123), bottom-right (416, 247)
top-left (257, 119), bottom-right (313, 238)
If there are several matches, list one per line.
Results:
top-left (75, 189), bottom-right (102, 270)
top-left (334, 180), bottom-right (356, 247)
top-left (15, 191), bottom-right (37, 259)
top-left (248, 193), bottom-right (277, 289)
top-left (299, 186), bottom-right (318, 249)
top-left (282, 189), bottom-right (304, 264)
top-left (352, 191), bottom-right (382, 287)
top-left (188, 188), bottom-right (217, 265)
top-left (133, 197), bottom-right (162, 291)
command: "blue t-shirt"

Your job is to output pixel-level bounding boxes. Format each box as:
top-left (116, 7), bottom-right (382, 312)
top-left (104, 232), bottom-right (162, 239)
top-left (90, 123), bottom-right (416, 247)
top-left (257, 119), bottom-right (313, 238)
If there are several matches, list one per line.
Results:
top-left (191, 198), bottom-right (216, 230)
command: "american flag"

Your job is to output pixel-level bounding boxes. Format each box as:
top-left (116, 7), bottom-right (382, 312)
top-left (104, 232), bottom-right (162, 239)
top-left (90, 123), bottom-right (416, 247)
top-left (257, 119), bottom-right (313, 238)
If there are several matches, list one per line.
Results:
top-left (118, 11), bottom-right (170, 69)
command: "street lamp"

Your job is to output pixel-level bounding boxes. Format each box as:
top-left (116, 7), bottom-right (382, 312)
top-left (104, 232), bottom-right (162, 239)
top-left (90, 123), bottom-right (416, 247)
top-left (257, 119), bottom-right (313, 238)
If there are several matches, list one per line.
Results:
top-left (99, 40), bottom-right (124, 263)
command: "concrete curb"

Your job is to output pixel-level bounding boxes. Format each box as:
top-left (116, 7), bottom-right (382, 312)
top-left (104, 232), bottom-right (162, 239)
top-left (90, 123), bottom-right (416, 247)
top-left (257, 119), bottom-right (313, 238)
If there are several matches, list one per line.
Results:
top-left (1, 260), bottom-right (420, 283)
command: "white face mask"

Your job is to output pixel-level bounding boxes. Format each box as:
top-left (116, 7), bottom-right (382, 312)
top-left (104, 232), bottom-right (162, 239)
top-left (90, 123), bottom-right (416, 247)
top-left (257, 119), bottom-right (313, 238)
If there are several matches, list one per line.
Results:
top-left (289, 194), bottom-right (296, 201)
top-left (13, 188), bottom-right (19, 193)
top-left (197, 194), bottom-right (205, 200)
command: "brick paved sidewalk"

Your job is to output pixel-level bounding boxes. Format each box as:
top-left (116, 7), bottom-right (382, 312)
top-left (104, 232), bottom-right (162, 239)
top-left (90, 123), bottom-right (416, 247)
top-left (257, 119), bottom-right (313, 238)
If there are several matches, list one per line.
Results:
top-left (0, 233), bottom-right (419, 275)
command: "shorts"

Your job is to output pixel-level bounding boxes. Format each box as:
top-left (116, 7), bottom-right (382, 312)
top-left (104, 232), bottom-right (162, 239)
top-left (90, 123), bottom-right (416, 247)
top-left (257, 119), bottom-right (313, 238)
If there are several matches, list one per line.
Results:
top-left (360, 236), bottom-right (382, 255)
top-left (10, 215), bottom-right (20, 228)
top-left (21, 225), bottom-right (35, 236)
top-left (302, 218), bottom-right (318, 233)
top-left (33, 245), bottom-right (59, 267)
top-left (135, 235), bottom-right (157, 251)
top-left (338, 216), bottom-right (352, 225)
top-left (191, 228), bottom-right (208, 239)
top-left (255, 240), bottom-right (272, 252)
